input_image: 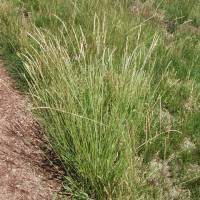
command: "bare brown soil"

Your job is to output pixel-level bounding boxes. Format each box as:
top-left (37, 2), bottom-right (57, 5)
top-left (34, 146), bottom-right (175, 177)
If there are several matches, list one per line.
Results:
top-left (0, 61), bottom-right (61, 200)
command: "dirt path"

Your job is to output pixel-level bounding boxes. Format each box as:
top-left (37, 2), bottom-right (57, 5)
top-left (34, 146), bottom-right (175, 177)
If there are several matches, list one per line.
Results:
top-left (0, 61), bottom-right (61, 200)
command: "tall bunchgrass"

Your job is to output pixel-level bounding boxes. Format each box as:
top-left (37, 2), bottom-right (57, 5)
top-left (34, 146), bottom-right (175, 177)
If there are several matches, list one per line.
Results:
top-left (1, 0), bottom-right (200, 199)
top-left (20, 17), bottom-right (160, 198)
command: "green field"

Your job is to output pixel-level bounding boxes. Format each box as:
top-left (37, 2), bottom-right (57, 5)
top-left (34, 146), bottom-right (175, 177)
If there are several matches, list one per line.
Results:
top-left (1, 0), bottom-right (200, 199)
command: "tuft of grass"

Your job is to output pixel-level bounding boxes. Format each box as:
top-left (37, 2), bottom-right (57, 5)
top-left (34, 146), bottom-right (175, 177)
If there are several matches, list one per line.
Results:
top-left (21, 22), bottom-right (161, 198)
top-left (0, 0), bottom-right (200, 199)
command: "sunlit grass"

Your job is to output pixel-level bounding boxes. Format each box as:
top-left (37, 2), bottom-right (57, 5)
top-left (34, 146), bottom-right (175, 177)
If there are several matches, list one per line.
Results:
top-left (1, 0), bottom-right (200, 199)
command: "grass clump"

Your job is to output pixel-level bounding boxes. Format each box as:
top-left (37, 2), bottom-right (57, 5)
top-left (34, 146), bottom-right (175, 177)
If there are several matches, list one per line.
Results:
top-left (1, 0), bottom-right (200, 199)
top-left (22, 20), bottom-right (160, 199)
